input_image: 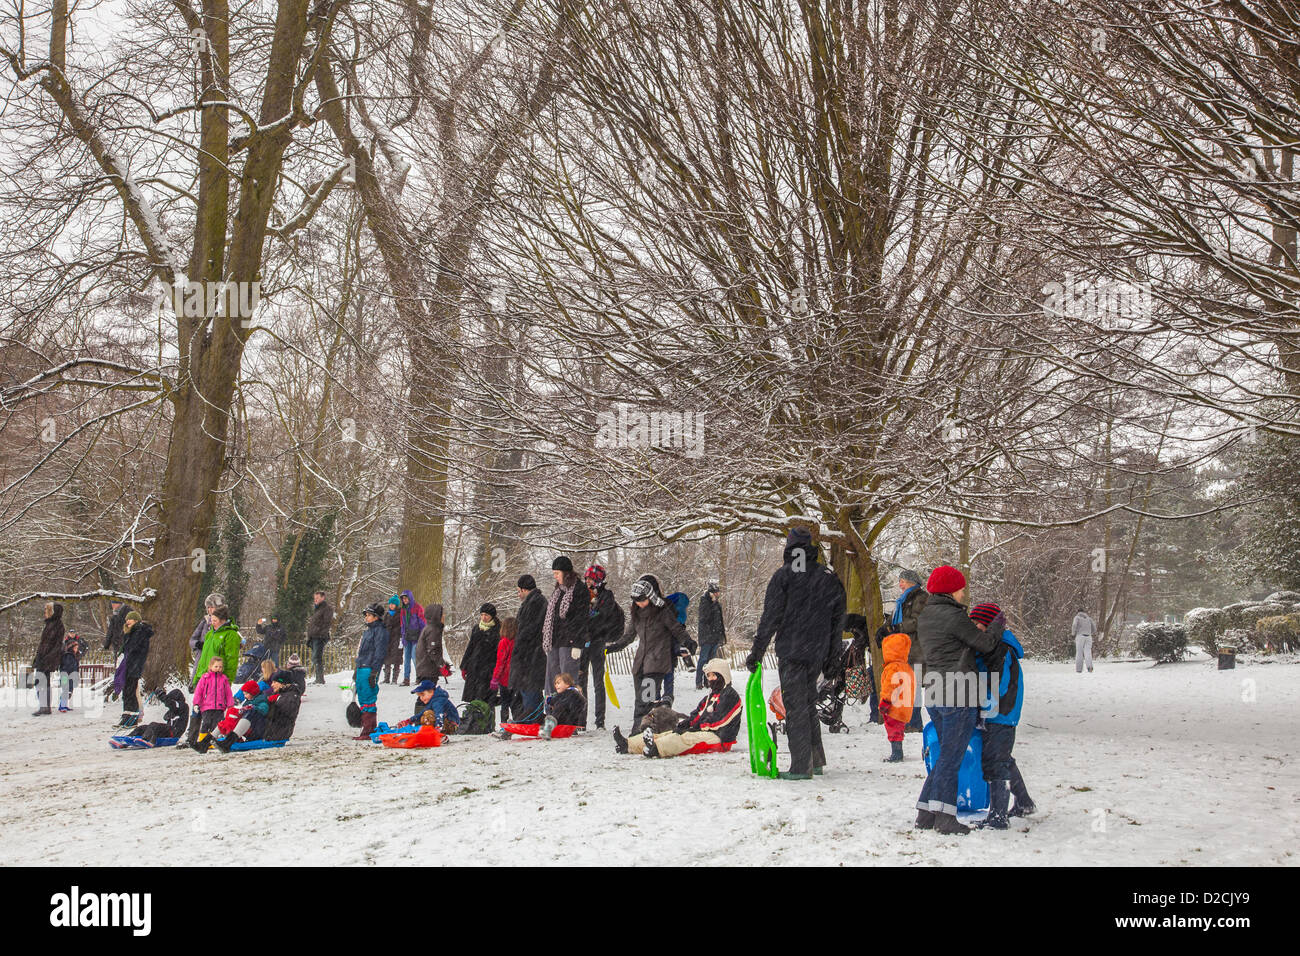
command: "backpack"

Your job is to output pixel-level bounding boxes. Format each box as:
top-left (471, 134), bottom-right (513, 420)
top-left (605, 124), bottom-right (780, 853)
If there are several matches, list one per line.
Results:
top-left (458, 699), bottom-right (495, 735)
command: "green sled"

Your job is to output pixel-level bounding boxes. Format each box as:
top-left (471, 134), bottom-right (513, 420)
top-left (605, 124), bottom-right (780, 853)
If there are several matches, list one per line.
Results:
top-left (746, 663), bottom-right (778, 778)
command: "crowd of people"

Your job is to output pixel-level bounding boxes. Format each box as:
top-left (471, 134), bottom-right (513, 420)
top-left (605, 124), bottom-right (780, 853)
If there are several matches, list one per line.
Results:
top-left (29, 529), bottom-right (1037, 832)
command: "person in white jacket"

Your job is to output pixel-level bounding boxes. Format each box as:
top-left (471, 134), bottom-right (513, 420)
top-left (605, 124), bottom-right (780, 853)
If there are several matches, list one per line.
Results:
top-left (1072, 609), bottom-right (1095, 673)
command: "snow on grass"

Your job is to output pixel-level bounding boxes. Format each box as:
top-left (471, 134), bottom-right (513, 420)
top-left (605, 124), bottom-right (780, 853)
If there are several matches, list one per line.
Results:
top-left (1, 658), bottom-right (1296, 866)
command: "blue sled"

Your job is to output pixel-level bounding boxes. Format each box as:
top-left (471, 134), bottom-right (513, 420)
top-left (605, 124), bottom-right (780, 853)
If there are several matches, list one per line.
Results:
top-left (370, 722), bottom-right (416, 744)
top-left (109, 736), bottom-right (178, 750)
top-left (228, 739), bottom-right (287, 752)
top-left (921, 722), bottom-right (989, 815)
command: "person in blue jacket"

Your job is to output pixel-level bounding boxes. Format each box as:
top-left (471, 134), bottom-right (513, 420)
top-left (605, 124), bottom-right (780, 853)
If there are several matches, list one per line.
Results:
top-left (971, 602), bottom-right (1035, 829)
top-left (663, 591), bottom-right (694, 702)
top-left (353, 603), bottom-right (388, 739)
top-left (409, 679), bottom-right (459, 730)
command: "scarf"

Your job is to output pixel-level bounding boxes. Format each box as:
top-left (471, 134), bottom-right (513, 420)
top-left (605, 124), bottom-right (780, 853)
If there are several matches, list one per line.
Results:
top-left (892, 585), bottom-right (917, 628)
top-left (478, 619), bottom-right (495, 631)
top-left (542, 582), bottom-right (575, 654)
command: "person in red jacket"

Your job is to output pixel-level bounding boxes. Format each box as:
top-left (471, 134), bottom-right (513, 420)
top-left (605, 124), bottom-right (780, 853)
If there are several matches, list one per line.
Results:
top-left (490, 616), bottom-right (518, 726)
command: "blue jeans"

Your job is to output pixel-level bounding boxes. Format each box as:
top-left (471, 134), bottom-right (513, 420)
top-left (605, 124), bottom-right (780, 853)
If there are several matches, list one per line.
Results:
top-left (516, 689), bottom-right (544, 723)
top-left (917, 706), bottom-right (977, 816)
top-left (695, 644), bottom-right (719, 687)
top-left (356, 667), bottom-right (378, 713)
top-left (402, 642), bottom-right (416, 681)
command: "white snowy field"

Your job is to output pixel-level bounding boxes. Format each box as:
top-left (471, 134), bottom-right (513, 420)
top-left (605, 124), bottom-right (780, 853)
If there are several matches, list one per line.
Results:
top-left (2, 656), bottom-right (1297, 866)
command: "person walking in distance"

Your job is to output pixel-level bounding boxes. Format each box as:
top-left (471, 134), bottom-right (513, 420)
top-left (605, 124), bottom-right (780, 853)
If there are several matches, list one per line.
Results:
top-left (745, 527), bottom-right (847, 780)
top-left (696, 583), bottom-right (726, 690)
top-left (1072, 608), bottom-right (1095, 673)
top-left (306, 590), bottom-right (334, 685)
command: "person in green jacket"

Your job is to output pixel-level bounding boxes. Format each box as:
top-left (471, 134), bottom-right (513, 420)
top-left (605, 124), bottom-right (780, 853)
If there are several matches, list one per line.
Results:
top-left (192, 605), bottom-right (242, 691)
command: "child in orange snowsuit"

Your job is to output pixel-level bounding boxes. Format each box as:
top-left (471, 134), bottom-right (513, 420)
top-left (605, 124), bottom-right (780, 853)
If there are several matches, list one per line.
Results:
top-left (878, 632), bottom-right (915, 762)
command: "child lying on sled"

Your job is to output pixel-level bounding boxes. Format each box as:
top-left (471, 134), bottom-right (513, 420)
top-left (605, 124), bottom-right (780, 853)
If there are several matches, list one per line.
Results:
top-left (129, 687), bottom-right (188, 744)
top-left (613, 658), bottom-right (740, 757)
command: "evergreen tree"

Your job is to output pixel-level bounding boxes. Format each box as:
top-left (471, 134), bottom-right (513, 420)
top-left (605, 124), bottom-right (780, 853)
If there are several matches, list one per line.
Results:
top-left (273, 513), bottom-right (336, 641)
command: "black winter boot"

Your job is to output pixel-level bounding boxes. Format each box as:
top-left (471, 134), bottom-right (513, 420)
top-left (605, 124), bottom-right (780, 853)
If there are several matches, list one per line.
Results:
top-left (612, 727), bottom-right (628, 754)
top-left (934, 812), bottom-right (970, 836)
top-left (915, 809), bottom-right (936, 830)
top-left (884, 740), bottom-right (904, 762)
top-left (215, 734), bottom-right (238, 753)
top-left (979, 780), bottom-right (1009, 830)
top-left (190, 733), bottom-right (213, 754)
top-left (640, 727), bottom-right (658, 757)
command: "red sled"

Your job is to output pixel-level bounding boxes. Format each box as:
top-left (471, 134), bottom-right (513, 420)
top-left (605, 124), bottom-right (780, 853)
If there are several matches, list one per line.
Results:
top-left (500, 722), bottom-right (579, 739)
top-left (680, 740), bottom-right (737, 755)
top-left (380, 725), bottom-right (444, 748)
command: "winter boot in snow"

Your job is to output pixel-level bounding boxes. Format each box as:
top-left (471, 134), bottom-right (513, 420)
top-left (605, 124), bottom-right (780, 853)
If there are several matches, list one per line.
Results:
top-left (190, 733), bottom-right (213, 754)
top-left (540, 715), bottom-right (558, 740)
top-left (353, 712), bottom-right (377, 740)
top-left (979, 780), bottom-right (1010, 830)
top-left (215, 734), bottom-right (239, 753)
top-left (612, 727), bottom-right (628, 754)
top-left (401, 678), bottom-right (410, 687)
top-left (778, 771), bottom-right (812, 780)
top-left (915, 809), bottom-right (936, 830)
top-left (1009, 767), bottom-right (1036, 816)
top-left (640, 727), bottom-right (658, 757)
top-left (31, 706), bottom-right (51, 716)
top-left (934, 812), bottom-right (969, 836)
top-left (884, 740), bottom-right (904, 762)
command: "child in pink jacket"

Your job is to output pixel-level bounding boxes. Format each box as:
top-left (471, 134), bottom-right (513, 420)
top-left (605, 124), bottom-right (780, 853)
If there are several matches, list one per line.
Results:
top-left (490, 616), bottom-right (517, 726)
top-left (188, 657), bottom-right (234, 751)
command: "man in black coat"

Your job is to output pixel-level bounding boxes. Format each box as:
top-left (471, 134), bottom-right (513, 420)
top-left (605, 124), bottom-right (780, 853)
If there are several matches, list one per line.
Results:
top-left (306, 591), bottom-right (333, 684)
top-left (103, 600), bottom-right (130, 654)
top-left (746, 527), bottom-right (847, 779)
top-left (512, 575), bottom-right (549, 722)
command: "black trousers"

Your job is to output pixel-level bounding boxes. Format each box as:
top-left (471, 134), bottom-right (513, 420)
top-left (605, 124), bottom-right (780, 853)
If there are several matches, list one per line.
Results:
top-left (308, 638), bottom-right (327, 683)
top-left (579, 646), bottom-right (606, 727)
top-left (982, 722), bottom-right (1030, 800)
top-left (778, 658), bottom-right (825, 775)
top-left (122, 665), bottom-right (144, 713)
top-left (630, 672), bottom-right (665, 731)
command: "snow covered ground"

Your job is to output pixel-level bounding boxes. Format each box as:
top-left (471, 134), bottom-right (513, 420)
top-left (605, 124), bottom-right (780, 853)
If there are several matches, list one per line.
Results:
top-left (2, 656), bottom-right (1297, 866)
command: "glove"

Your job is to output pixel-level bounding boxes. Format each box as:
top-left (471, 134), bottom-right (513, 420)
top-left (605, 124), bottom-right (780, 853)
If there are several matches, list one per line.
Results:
top-left (745, 654), bottom-right (760, 673)
top-left (267, 694), bottom-right (280, 702)
top-left (875, 623), bottom-right (890, 641)
top-left (675, 718), bottom-right (691, 734)
top-left (369, 671), bottom-right (378, 689)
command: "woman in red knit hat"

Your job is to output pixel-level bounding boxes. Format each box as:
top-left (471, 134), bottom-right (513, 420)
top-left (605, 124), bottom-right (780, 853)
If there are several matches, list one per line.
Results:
top-left (913, 565), bottom-right (1003, 836)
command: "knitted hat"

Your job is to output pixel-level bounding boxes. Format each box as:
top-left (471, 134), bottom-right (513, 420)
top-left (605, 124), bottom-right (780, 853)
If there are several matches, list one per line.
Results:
top-left (287, 654), bottom-right (301, 667)
top-left (786, 526), bottom-right (812, 548)
top-left (584, 564), bottom-right (606, 585)
top-left (517, 574), bottom-right (536, 590)
top-left (925, 565), bottom-right (967, 595)
top-left (478, 602), bottom-right (498, 618)
top-left (552, 555), bottom-right (574, 573)
top-left (241, 680), bottom-right (261, 697)
top-left (898, 568), bottom-right (922, 586)
top-left (969, 603), bottom-right (1002, 626)
top-left (270, 669), bottom-right (294, 685)
top-left (124, 610), bottom-right (142, 623)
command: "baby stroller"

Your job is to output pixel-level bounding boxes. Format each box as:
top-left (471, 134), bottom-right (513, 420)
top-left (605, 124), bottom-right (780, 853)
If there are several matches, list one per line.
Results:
top-left (235, 642), bottom-right (272, 684)
top-left (816, 674), bottom-right (850, 734)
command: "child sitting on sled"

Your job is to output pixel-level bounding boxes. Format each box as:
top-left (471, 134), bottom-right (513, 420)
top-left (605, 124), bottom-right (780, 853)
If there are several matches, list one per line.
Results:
top-left (878, 632), bottom-right (915, 762)
top-left (130, 687), bottom-right (188, 744)
top-left (403, 679), bottom-right (459, 732)
top-left (539, 672), bottom-right (585, 739)
top-left (613, 658), bottom-right (740, 758)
